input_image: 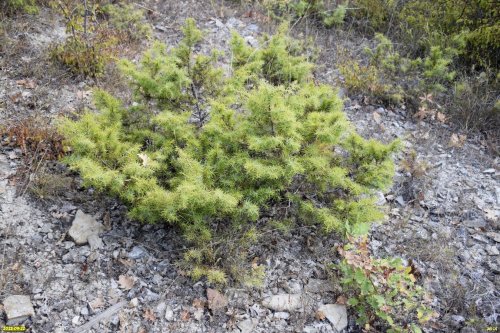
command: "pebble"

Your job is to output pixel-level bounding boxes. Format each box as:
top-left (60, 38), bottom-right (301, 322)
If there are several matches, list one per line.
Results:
top-left (129, 298), bottom-right (139, 307)
top-left (128, 246), bottom-right (147, 259)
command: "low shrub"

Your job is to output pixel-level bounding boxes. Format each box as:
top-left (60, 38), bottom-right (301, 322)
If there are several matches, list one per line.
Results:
top-left (103, 3), bottom-right (152, 42)
top-left (59, 20), bottom-right (398, 281)
top-left (337, 237), bottom-right (437, 332)
top-left (1, 0), bottom-right (39, 15)
top-left (260, 0), bottom-right (348, 27)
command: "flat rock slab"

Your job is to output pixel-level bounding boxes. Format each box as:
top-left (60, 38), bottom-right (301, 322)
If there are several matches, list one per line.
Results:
top-left (262, 294), bottom-right (303, 312)
top-left (68, 210), bottom-right (104, 245)
top-left (3, 295), bottom-right (35, 325)
top-left (318, 304), bottom-right (348, 332)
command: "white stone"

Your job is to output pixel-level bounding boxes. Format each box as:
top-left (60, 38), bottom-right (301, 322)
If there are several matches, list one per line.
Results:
top-left (318, 304), bottom-right (348, 332)
top-left (165, 305), bottom-right (174, 321)
top-left (262, 294), bottom-right (303, 312)
top-left (486, 245), bottom-right (499, 255)
top-left (274, 311), bottom-right (290, 320)
top-left (129, 298), bottom-right (139, 307)
top-left (72, 315), bottom-right (81, 326)
top-left (3, 295), bottom-right (35, 325)
top-left (68, 210), bottom-right (104, 245)
top-left (237, 318), bottom-right (259, 333)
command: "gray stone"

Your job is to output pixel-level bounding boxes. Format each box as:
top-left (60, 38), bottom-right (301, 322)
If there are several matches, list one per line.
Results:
top-left (374, 191), bottom-right (386, 206)
top-left (486, 232), bottom-right (500, 243)
top-left (68, 210), bottom-right (104, 245)
top-left (128, 246), bottom-right (147, 259)
top-left (303, 326), bottom-right (319, 333)
top-left (88, 234), bottom-right (103, 250)
top-left (262, 294), bottom-right (303, 312)
top-left (317, 304), bottom-right (348, 332)
top-left (237, 318), bottom-right (259, 333)
top-left (465, 217), bottom-right (487, 230)
top-left (395, 196), bottom-right (405, 206)
top-left (155, 302), bottom-right (166, 316)
top-left (461, 327), bottom-right (477, 333)
top-left (3, 295), bottom-right (35, 325)
top-left (483, 168), bottom-right (496, 174)
top-left (305, 279), bottom-right (334, 293)
top-left (445, 314), bottom-right (465, 328)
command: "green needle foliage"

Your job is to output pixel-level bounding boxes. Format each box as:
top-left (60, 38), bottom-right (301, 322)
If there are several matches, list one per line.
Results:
top-left (59, 19), bottom-right (398, 278)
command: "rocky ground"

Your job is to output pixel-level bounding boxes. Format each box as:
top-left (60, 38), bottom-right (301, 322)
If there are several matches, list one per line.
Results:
top-left (0, 1), bottom-right (498, 332)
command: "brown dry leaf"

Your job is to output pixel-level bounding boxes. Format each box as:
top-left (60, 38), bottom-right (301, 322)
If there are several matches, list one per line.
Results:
top-left (89, 296), bottom-right (105, 310)
top-left (143, 308), bottom-right (156, 322)
top-left (11, 262), bottom-right (21, 272)
top-left (76, 90), bottom-right (91, 100)
top-left (192, 298), bottom-right (205, 309)
top-left (336, 295), bottom-right (348, 305)
top-left (372, 112), bottom-right (381, 124)
top-left (16, 79), bottom-right (36, 89)
top-left (315, 310), bottom-right (326, 321)
top-left (138, 328), bottom-right (147, 333)
top-left (436, 112), bottom-right (447, 123)
top-left (9, 92), bottom-right (22, 103)
top-left (207, 288), bottom-right (228, 311)
top-left (180, 310), bottom-right (190, 321)
top-left (118, 275), bottom-right (135, 290)
top-left (118, 258), bottom-right (134, 267)
top-left (414, 106), bottom-right (430, 120)
top-left (448, 133), bottom-right (466, 148)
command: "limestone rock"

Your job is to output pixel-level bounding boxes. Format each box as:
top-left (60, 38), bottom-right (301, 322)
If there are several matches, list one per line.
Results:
top-left (68, 210), bottom-right (104, 245)
top-left (317, 304), bottom-right (348, 332)
top-left (3, 295), bottom-right (35, 325)
top-left (262, 294), bottom-right (303, 312)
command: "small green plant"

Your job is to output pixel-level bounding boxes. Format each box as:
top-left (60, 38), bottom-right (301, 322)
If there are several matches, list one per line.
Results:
top-left (1, 0), bottom-right (39, 15)
top-left (103, 3), bottom-right (152, 42)
top-left (337, 237), bottom-right (437, 332)
top-left (50, 0), bottom-right (151, 77)
top-left (50, 0), bottom-right (116, 77)
top-left (260, 0), bottom-right (348, 27)
top-left (59, 20), bottom-right (398, 282)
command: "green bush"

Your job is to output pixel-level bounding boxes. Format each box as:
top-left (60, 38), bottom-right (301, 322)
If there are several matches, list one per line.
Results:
top-left (59, 20), bottom-right (397, 279)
